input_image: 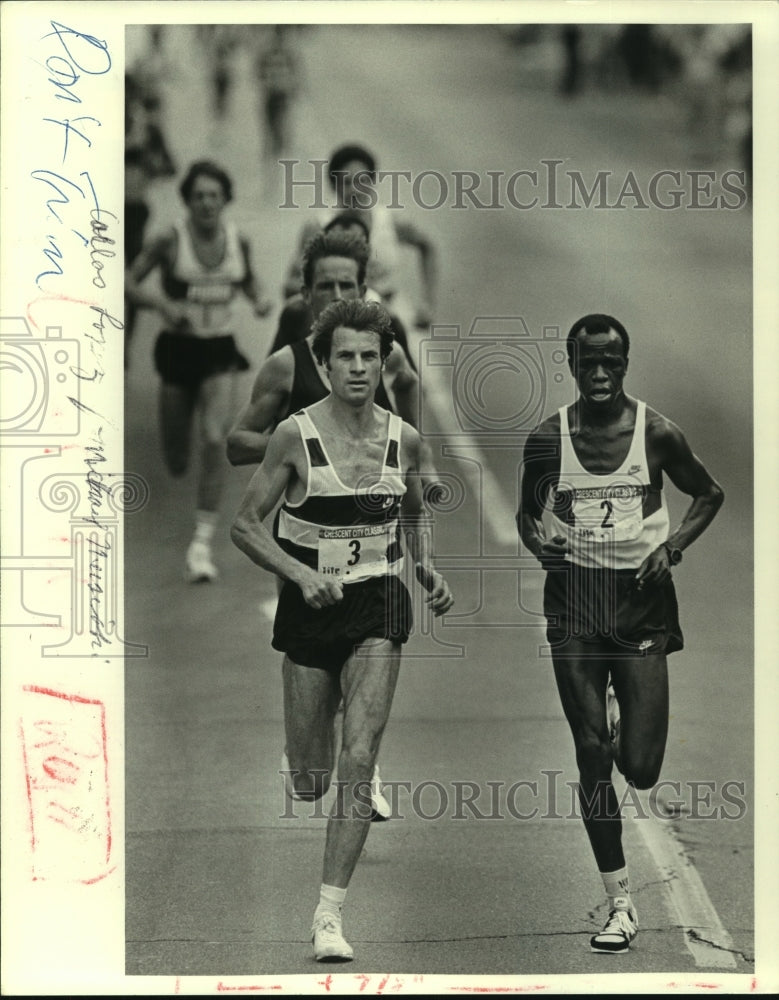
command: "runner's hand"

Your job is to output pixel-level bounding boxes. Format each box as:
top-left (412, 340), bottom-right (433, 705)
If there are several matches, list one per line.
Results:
top-left (538, 535), bottom-right (569, 571)
top-left (297, 571), bottom-right (344, 609)
top-left (413, 304), bottom-right (433, 330)
top-left (415, 563), bottom-right (454, 616)
top-left (254, 297), bottom-right (273, 318)
top-left (161, 301), bottom-right (193, 332)
top-left (635, 546), bottom-right (672, 590)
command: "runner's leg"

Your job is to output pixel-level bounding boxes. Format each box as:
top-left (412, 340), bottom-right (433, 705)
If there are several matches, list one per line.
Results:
top-left (159, 381), bottom-right (197, 477)
top-left (283, 655), bottom-right (341, 800)
top-left (196, 370), bottom-right (237, 512)
top-left (609, 653), bottom-right (669, 789)
top-left (551, 641), bottom-right (623, 872)
top-left (322, 638), bottom-right (401, 888)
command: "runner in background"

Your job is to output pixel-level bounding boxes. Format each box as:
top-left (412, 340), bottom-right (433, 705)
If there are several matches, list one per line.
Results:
top-left (231, 298), bottom-right (454, 962)
top-left (282, 143), bottom-right (438, 331)
top-left (255, 25), bottom-right (302, 159)
top-left (124, 70), bottom-right (177, 368)
top-left (126, 159), bottom-right (273, 584)
top-left (269, 211), bottom-right (417, 372)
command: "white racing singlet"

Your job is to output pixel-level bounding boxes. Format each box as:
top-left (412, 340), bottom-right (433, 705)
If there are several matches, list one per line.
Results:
top-left (170, 219), bottom-right (246, 336)
top-left (316, 205), bottom-right (401, 299)
top-left (550, 401), bottom-right (669, 570)
top-left (275, 408), bottom-right (407, 583)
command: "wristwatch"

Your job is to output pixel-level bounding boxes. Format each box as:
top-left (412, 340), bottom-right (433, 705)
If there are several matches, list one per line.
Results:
top-left (663, 541), bottom-right (683, 565)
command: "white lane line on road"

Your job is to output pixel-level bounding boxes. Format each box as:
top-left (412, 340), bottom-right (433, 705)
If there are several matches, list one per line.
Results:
top-left (632, 806), bottom-right (737, 968)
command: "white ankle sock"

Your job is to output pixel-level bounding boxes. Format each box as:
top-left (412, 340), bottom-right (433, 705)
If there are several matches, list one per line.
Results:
top-left (601, 866), bottom-right (632, 910)
top-left (193, 510), bottom-right (217, 545)
top-left (316, 883), bottom-right (347, 918)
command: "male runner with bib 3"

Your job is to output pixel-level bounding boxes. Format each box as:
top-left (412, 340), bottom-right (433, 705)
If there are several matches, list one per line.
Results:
top-left (517, 314), bottom-right (723, 954)
top-left (226, 229), bottom-right (428, 821)
top-left (231, 298), bottom-right (453, 963)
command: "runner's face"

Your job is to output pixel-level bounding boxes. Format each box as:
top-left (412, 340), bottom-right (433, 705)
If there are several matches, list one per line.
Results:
top-left (325, 326), bottom-right (383, 405)
top-left (306, 257), bottom-right (363, 318)
top-left (186, 175), bottom-right (227, 227)
top-left (571, 330), bottom-right (628, 407)
top-left (336, 159), bottom-right (375, 208)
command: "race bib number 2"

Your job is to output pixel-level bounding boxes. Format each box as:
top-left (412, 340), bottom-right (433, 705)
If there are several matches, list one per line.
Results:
top-left (569, 482), bottom-right (645, 544)
top-left (318, 525), bottom-right (391, 578)
top-left (574, 498), bottom-right (642, 543)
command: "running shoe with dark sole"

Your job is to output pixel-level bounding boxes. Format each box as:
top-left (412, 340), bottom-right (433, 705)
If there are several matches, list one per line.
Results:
top-left (184, 540), bottom-right (218, 583)
top-left (590, 903), bottom-right (638, 953)
top-left (369, 764), bottom-right (391, 821)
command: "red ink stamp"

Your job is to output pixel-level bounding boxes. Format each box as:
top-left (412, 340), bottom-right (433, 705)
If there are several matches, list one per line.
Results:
top-left (19, 685), bottom-right (112, 883)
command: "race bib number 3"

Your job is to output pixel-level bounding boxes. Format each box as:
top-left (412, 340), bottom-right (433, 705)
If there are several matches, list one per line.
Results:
top-left (318, 525), bottom-right (391, 578)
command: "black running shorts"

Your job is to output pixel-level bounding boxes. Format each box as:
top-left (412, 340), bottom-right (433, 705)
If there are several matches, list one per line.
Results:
top-left (154, 331), bottom-right (249, 387)
top-left (265, 91), bottom-right (288, 121)
top-left (543, 564), bottom-right (683, 658)
top-left (272, 574), bottom-right (413, 672)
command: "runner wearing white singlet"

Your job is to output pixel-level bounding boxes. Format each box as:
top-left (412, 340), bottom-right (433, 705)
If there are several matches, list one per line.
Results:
top-left (518, 313), bottom-right (724, 954)
top-left (232, 298), bottom-right (454, 963)
top-left (283, 144), bottom-right (438, 330)
top-left (126, 159), bottom-right (272, 583)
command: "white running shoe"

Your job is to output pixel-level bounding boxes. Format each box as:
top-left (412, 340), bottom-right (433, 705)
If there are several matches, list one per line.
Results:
top-left (281, 750), bottom-right (308, 801)
top-left (184, 540), bottom-right (218, 583)
top-left (312, 911), bottom-right (354, 962)
top-left (590, 899), bottom-right (638, 953)
top-left (281, 750), bottom-right (391, 816)
top-left (606, 681), bottom-right (622, 770)
top-left (369, 764), bottom-right (391, 822)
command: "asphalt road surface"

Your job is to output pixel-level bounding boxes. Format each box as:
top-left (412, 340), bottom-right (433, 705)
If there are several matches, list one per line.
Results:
top-left (124, 24), bottom-right (756, 983)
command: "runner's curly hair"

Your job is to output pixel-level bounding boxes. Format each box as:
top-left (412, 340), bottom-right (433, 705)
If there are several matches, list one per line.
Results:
top-left (301, 230), bottom-right (370, 289)
top-left (311, 299), bottom-right (394, 365)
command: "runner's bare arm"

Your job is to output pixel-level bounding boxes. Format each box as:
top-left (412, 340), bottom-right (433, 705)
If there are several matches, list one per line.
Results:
top-left (226, 350), bottom-right (293, 465)
top-left (382, 347), bottom-right (420, 428)
top-left (394, 217), bottom-right (438, 326)
top-left (238, 236), bottom-right (273, 316)
top-left (380, 346), bottom-right (444, 508)
top-left (636, 416), bottom-right (725, 586)
top-left (230, 422), bottom-right (343, 607)
top-left (381, 349), bottom-right (447, 504)
top-left (517, 422), bottom-right (570, 569)
top-left (400, 426), bottom-right (454, 615)
top-left (125, 229), bottom-right (191, 329)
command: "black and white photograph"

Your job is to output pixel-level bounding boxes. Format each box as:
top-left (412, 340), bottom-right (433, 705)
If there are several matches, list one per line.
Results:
top-left (1, 1), bottom-right (777, 995)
